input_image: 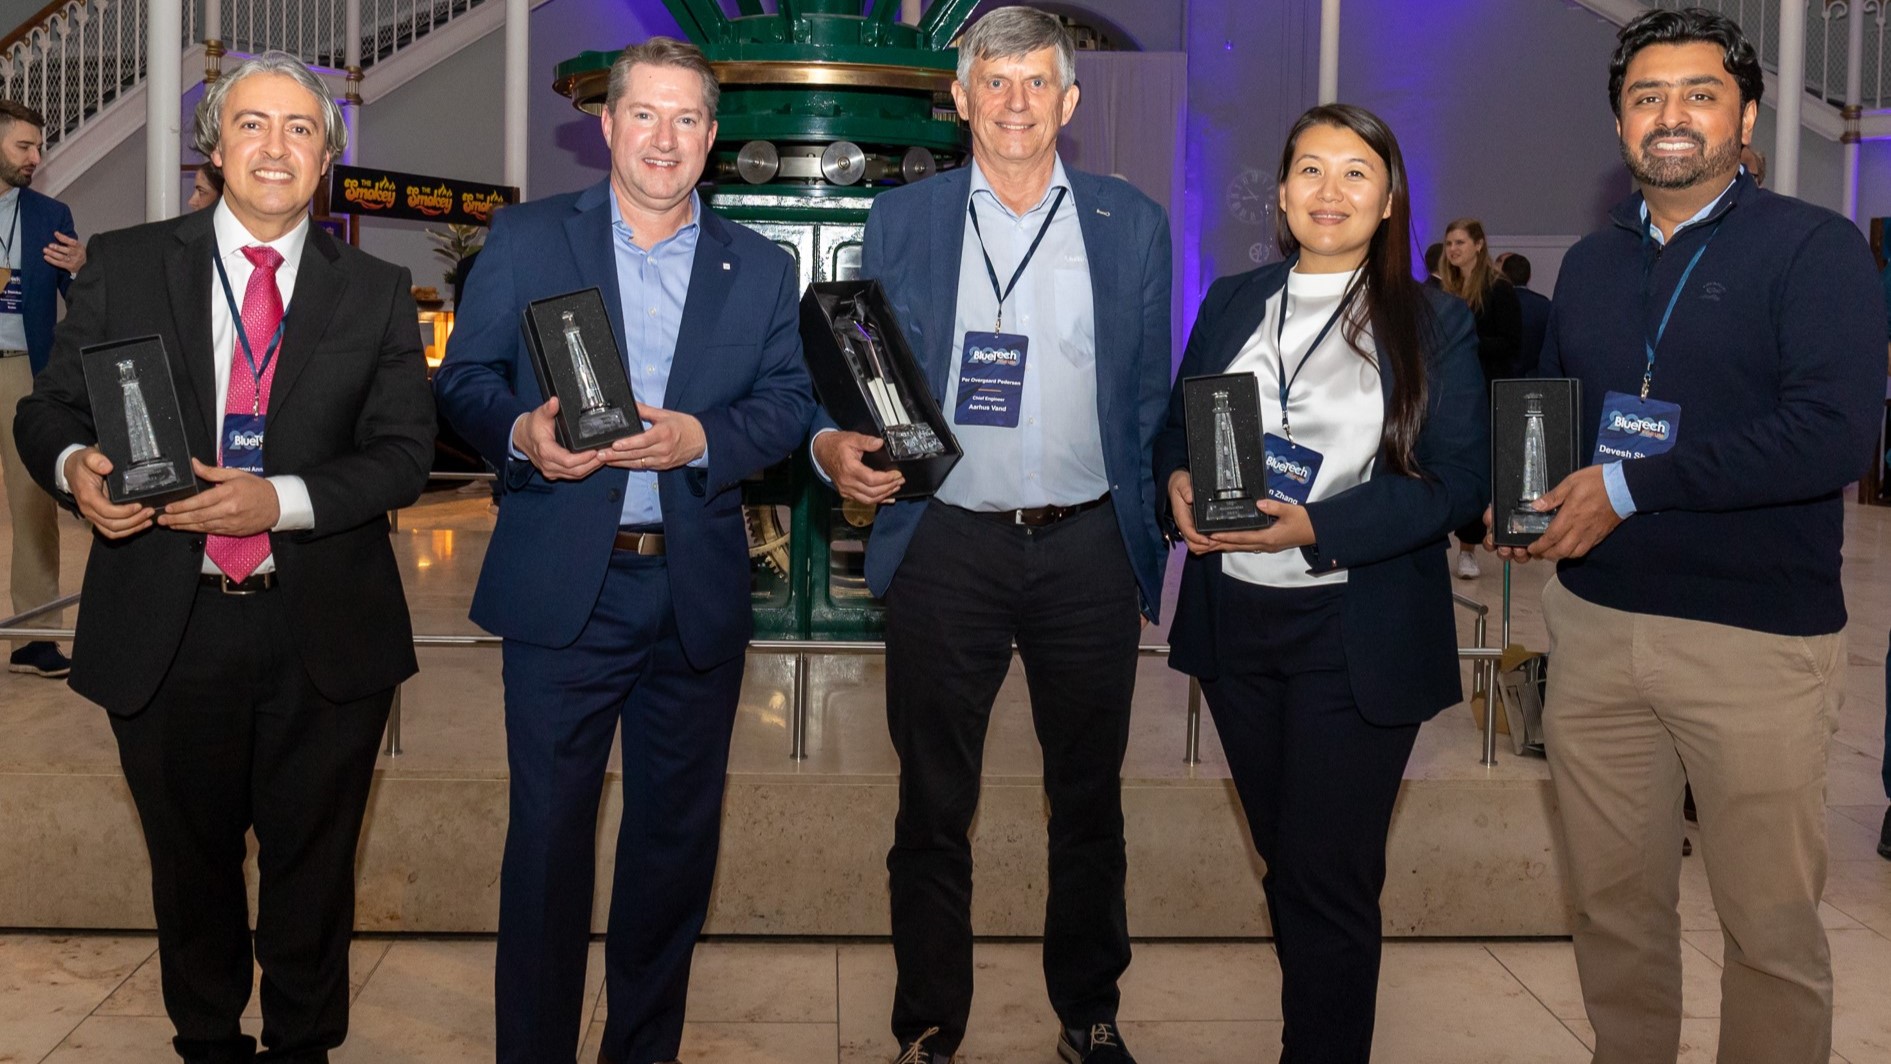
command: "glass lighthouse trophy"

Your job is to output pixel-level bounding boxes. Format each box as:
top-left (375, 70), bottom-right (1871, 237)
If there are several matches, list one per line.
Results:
top-left (1202, 390), bottom-right (1255, 523)
top-left (1507, 393), bottom-right (1554, 535)
top-left (1181, 372), bottom-right (1269, 532)
top-left (836, 292), bottom-right (943, 461)
top-left (522, 288), bottom-right (640, 450)
top-left (561, 309), bottom-right (630, 440)
top-left (117, 359), bottom-right (179, 494)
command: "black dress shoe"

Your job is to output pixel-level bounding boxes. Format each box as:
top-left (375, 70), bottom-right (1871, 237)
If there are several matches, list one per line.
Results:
top-left (1057, 1022), bottom-right (1136, 1063)
top-left (892, 1026), bottom-right (952, 1064)
top-left (1878, 806), bottom-right (1890, 861)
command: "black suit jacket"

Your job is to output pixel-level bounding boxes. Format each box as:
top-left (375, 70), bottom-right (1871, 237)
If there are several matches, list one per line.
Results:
top-left (13, 209), bottom-right (435, 715)
top-left (1154, 260), bottom-right (1489, 725)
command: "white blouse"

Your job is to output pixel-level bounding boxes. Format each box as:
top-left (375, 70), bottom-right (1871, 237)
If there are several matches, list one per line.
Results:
top-left (1220, 267), bottom-right (1384, 588)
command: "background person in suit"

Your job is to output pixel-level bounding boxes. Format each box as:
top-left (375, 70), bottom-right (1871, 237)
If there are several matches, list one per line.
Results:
top-left (1157, 104), bottom-right (1486, 1064)
top-left (12, 52), bottom-right (434, 1061)
top-left (0, 99), bottom-right (85, 678)
top-left (809, 9), bottom-right (1171, 1062)
top-left (432, 37), bottom-right (813, 1064)
top-left (1496, 252), bottom-right (1551, 377)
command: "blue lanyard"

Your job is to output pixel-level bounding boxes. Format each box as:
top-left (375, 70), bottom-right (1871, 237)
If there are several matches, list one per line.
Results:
top-left (212, 250), bottom-right (288, 416)
top-left (1640, 220), bottom-right (1722, 401)
top-left (1273, 278), bottom-right (1359, 442)
top-left (967, 187), bottom-right (1067, 332)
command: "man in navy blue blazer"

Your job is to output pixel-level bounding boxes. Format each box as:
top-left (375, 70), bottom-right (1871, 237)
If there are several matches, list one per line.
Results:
top-left (433, 39), bottom-right (813, 1064)
top-left (0, 100), bottom-right (85, 679)
top-left (810, 9), bottom-right (1170, 1063)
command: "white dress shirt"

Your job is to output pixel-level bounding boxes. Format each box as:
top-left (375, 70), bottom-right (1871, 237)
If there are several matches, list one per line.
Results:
top-left (1221, 267), bottom-right (1383, 588)
top-left (54, 201), bottom-right (316, 574)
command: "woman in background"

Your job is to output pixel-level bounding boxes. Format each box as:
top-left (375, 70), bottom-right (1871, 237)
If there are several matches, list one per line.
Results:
top-left (1157, 104), bottom-right (1486, 1063)
top-left (1438, 216), bottom-right (1521, 578)
top-left (186, 164), bottom-right (222, 211)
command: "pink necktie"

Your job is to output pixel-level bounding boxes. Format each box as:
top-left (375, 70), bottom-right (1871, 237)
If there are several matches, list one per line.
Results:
top-left (206, 245), bottom-right (284, 583)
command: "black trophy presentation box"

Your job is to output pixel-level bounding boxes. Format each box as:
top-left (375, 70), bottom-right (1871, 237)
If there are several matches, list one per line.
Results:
top-left (522, 287), bottom-right (640, 451)
top-left (801, 280), bottom-right (960, 499)
top-left (1182, 372), bottom-right (1272, 533)
top-left (79, 336), bottom-right (201, 507)
top-left (1491, 378), bottom-right (1582, 547)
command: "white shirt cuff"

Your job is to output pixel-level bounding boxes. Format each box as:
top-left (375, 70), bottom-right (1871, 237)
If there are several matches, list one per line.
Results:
top-left (808, 427), bottom-right (838, 484)
top-left (51, 443), bottom-right (85, 493)
top-left (268, 475), bottom-right (315, 531)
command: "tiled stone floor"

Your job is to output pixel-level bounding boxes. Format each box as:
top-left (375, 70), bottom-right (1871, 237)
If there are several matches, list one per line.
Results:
top-left (4, 908), bottom-right (1890, 1063)
top-left (4, 482), bottom-right (1890, 1061)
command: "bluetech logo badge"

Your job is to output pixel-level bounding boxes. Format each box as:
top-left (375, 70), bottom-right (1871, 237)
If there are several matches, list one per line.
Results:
top-left (967, 346), bottom-right (1022, 367)
top-left (228, 430), bottom-right (265, 450)
top-left (1605, 409), bottom-right (1670, 441)
top-left (1266, 451), bottom-right (1312, 485)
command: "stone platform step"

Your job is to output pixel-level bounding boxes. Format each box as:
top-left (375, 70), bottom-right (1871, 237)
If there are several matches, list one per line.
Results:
top-left (0, 649), bottom-right (1572, 937)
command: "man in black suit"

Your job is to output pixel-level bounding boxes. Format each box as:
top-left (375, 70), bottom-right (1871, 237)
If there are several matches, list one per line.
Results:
top-left (1496, 252), bottom-right (1551, 377)
top-left (13, 51), bottom-right (433, 1062)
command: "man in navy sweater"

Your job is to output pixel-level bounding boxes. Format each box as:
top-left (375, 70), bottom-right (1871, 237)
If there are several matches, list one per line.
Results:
top-left (1492, 10), bottom-right (1887, 1063)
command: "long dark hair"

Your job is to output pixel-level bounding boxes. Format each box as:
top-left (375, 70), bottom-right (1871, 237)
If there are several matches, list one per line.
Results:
top-left (1273, 103), bottom-right (1435, 478)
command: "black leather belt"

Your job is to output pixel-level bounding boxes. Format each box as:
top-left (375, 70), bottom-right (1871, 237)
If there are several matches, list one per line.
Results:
top-left (612, 530), bottom-right (666, 555)
top-left (201, 571), bottom-right (276, 595)
top-left (959, 494), bottom-right (1110, 528)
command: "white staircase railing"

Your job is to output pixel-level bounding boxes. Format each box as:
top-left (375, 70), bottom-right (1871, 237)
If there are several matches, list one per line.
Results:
top-left (1651, 0), bottom-right (1887, 110)
top-left (0, 0), bottom-right (494, 156)
top-left (0, 0), bottom-right (193, 153)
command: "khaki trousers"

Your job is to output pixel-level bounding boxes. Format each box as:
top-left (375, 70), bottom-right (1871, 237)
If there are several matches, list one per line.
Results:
top-left (0, 352), bottom-right (61, 645)
top-left (1540, 575), bottom-right (1841, 1064)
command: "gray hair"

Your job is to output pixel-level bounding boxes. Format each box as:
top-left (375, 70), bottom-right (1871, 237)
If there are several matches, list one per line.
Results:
top-left (193, 51), bottom-right (347, 162)
top-left (605, 36), bottom-right (720, 121)
top-left (955, 7), bottom-right (1077, 93)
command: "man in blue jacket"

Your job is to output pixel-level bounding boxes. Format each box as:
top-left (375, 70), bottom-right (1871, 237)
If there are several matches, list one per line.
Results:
top-left (433, 38), bottom-right (812, 1064)
top-left (0, 100), bottom-right (85, 677)
top-left (810, 9), bottom-right (1170, 1063)
top-left (1494, 10), bottom-right (1887, 1062)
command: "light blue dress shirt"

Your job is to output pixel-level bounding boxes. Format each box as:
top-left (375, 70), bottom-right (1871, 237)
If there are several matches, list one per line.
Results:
top-left (1601, 174), bottom-right (1739, 518)
top-left (0, 188), bottom-right (26, 352)
top-left (511, 192), bottom-right (706, 525)
top-left (935, 155), bottom-right (1108, 511)
top-left (611, 191), bottom-right (702, 526)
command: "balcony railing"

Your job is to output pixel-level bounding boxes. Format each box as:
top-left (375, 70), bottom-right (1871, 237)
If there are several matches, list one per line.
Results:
top-left (0, 0), bottom-right (493, 155)
top-left (1653, 0), bottom-right (1888, 110)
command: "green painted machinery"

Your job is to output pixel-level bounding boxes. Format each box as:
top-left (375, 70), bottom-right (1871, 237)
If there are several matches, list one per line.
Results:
top-left (553, 0), bottom-right (981, 638)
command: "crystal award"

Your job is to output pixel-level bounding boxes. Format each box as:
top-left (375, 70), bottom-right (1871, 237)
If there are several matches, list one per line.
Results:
top-left (1202, 390), bottom-right (1256, 522)
top-left (117, 359), bottom-right (179, 493)
top-left (563, 310), bottom-right (630, 439)
top-left (837, 293), bottom-right (943, 461)
top-left (1508, 393), bottom-right (1554, 534)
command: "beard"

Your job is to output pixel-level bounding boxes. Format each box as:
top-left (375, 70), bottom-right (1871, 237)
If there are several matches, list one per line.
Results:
top-left (1621, 126), bottom-right (1741, 190)
top-left (0, 160), bottom-right (32, 188)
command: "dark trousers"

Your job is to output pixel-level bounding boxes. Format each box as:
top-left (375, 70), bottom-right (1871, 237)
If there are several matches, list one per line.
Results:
top-left (883, 501), bottom-right (1142, 1054)
top-left (1198, 580), bottom-right (1419, 1064)
top-left (110, 584), bottom-right (392, 1064)
top-left (494, 550), bottom-right (743, 1064)
top-left (1883, 632), bottom-right (1890, 799)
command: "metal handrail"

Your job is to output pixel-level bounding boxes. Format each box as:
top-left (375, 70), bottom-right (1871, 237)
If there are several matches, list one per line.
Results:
top-left (5, 594), bottom-right (1513, 767)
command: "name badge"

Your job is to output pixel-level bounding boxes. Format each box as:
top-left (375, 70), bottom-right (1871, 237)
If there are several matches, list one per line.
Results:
top-left (1592, 390), bottom-right (1681, 463)
top-left (221, 413), bottom-right (266, 475)
top-left (0, 273), bottom-right (22, 316)
top-left (1263, 433), bottom-right (1324, 506)
top-left (955, 331), bottom-right (1028, 428)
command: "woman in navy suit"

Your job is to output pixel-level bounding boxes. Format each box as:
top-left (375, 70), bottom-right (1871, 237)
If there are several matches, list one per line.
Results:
top-left (1155, 104), bottom-right (1487, 1063)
